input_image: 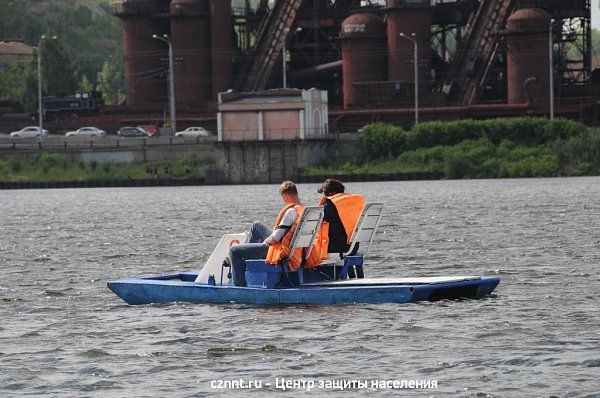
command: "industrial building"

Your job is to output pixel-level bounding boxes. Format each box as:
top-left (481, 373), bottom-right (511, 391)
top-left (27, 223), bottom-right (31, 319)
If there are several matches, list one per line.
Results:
top-left (217, 88), bottom-right (328, 141)
top-left (111, 0), bottom-right (596, 132)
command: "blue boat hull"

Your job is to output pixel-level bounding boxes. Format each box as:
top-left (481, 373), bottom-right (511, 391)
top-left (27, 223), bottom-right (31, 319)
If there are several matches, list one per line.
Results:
top-left (107, 271), bottom-right (500, 305)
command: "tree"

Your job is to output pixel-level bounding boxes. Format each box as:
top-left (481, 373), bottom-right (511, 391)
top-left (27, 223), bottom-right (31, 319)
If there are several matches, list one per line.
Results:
top-left (593, 29), bottom-right (600, 63)
top-left (97, 59), bottom-right (121, 105)
top-left (40, 38), bottom-right (78, 95)
top-left (80, 74), bottom-right (94, 92)
top-left (0, 62), bottom-right (37, 111)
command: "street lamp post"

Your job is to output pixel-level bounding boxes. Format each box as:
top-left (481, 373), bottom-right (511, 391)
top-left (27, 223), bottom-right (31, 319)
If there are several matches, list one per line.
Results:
top-left (37, 35), bottom-right (56, 133)
top-left (282, 27), bottom-right (301, 88)
top-left (549, 19), bottom-right (557, 121)
top-left (153, 34), bottom-right (176, 135)
top-left (399, 32), bottom-right (419, 125)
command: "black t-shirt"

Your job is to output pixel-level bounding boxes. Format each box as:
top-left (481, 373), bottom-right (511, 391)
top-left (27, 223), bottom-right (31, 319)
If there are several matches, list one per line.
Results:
top-left (323, 199), bottom-right (350, 254)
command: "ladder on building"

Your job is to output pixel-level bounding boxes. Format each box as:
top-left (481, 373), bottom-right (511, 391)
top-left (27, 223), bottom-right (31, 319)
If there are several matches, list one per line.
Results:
top-left (441, 0), bottom-right (515, 104)
top-left (235, 0), bottom-right (304, 92)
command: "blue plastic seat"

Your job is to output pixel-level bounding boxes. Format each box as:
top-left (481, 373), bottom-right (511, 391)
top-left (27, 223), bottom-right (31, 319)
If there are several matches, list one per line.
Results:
top-left (244, 206), bottom-right (324, 289)
top-left (245, 260), bottom-right (304, 288)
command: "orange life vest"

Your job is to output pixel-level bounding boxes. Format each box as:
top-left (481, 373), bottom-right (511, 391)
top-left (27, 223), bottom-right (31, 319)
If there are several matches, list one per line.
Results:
top-left (328, 193), bottom-right (366, 243)
top-left (306, 193), bottom-right (366, 268)
top-left (265, 203), bottom-right (305, 271)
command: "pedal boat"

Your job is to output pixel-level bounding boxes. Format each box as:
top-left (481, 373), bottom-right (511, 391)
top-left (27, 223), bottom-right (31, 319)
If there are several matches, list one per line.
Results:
top-left (108, 204), bottom-right (500, 305)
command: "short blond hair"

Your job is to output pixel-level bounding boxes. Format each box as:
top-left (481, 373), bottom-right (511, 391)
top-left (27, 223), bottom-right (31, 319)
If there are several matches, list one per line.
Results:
top-left (279, 180), bottom-right (298, 196)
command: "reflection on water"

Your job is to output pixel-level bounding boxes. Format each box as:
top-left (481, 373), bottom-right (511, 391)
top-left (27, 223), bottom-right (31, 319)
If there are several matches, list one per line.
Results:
top-left (0, 178), bottom-right (599, 396)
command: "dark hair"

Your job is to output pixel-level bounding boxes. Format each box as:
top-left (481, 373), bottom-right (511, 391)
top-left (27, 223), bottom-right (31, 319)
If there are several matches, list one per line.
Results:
top-left (317, 178), bottom-right (345, 196)
top-left (279, 180), bottom-right (298, 196)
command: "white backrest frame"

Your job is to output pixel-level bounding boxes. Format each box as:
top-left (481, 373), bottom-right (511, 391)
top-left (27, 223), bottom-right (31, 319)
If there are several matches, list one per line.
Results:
top-left (285, 206), bottom-right (324, 262)
top-left (344, 202), bottom-right (384, 257)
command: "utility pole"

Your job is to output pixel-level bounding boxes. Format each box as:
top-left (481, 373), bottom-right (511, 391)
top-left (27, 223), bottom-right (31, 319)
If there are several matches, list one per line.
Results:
top-left (399, 33), bottom-right (419, 125)
top-left (153, 34), bottom-right (176, 135)
top-left (282, 27), bottom-right (301, 88)
top-left (37, 35), bottom-right (56, 133)
top-left (549, 19), bottom-right (557, 121)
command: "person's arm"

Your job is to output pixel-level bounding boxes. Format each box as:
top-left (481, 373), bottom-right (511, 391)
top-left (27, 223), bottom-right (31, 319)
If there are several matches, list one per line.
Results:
top-left (264, 208), bottom-right (298, 245)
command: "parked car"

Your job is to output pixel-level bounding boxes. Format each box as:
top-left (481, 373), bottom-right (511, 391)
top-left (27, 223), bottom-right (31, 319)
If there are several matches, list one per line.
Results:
top-left (175, 127), bottom-right (211, 138)
top-left (138, 125), bottom-right (159, 137)
top-left (117, 126), bottom-right (152, 138)
top-left (65, 127), bottom-right (106, 138)
top-left (9, 126), bottom-right (49, 138)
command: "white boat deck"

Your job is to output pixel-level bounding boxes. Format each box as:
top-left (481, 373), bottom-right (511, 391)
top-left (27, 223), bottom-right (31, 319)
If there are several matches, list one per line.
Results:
top-left (303, 276), bottom-right (481, 287)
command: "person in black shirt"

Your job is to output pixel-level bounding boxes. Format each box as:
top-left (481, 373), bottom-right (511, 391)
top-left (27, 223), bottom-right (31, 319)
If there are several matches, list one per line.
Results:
top-left (317, 179), bottom-right (354, 256)
top-left (312, 179), bottom-right (365, 278)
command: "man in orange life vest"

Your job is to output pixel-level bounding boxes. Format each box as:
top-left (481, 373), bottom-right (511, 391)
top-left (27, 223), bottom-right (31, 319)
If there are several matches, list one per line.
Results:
top-left (306, 179), bottom-right (365, 268)
top-left (229, 181), bottom-right (304, 287)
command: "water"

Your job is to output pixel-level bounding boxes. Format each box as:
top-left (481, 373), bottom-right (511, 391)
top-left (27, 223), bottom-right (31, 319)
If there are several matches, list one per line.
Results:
top-left (0, 178), bottom-right (599, 397)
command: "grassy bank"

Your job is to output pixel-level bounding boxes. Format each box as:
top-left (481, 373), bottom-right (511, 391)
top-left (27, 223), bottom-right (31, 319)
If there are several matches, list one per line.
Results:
top-left (303, 118), bottom-right (600, 179)
top-left (0, 153), bottom-right (214, 182)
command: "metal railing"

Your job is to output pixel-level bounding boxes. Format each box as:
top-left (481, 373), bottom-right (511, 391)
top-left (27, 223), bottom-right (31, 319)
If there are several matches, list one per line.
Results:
top-left (0, 135), bottom-right (216, 151)
top-left (0, 127), bottom-right (335, 150)
top-left (219, 127), bottom-right (333, 142)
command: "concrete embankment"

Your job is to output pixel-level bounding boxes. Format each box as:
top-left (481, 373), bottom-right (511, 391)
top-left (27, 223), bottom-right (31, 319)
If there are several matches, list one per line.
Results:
top-left (0, 136), bottom-right (338, 186)
top-left (0, 178), bottom-right (206, 190)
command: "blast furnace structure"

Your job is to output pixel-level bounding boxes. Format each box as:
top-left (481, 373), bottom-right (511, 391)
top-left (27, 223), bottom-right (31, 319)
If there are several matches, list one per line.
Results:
top-left (113, 0), bottom-right (596, 130)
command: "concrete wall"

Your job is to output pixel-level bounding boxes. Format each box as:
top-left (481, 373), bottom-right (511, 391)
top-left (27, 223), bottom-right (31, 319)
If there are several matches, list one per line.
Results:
top-left (0, 139), bottom-right (338, 184)
top-left (216, 140), bottom-right (331, 184)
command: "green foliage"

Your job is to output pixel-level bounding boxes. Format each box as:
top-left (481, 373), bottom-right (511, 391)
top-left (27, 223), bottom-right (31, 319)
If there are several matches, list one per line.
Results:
top-left (96, 59), bottom-right (121, 105)
top-left (358, 118), bottom-right (587, 161)
top-left (40, 39), bottom-right (78, 94)
top-left (407, 117), bottom-right (586, 149)
top-left (170, 155), bottom-right (215, 178)
top-left (396, 145), bottom-right (446, 171)
top-left (549, 129), bottom-right (600, 175)
top-left (443, 150), bottom-right (473, 179)
top-left (80, 74), bottom-right (94, 92)
top-left (593, 28), bottom-right (600, 62)
top-left (304, 119), bottom-right (599, 179)
top-left (0, 0), bottom-right (124, 97)
top-left (0, 152), bottom-right (215, 182)
top-left (11, 159), bottom-right (22, 173)
top-left (358, 123), bottom-right (407, 160)
top-left (0, 63), bottom-right (38, 111)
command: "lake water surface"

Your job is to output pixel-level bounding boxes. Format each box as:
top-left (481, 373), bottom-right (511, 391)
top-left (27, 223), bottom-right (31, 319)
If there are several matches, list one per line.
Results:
top-left (0, 178), bottom-right (599, 397)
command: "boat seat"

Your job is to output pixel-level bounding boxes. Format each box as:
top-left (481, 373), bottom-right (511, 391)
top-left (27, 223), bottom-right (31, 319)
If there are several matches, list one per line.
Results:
top-left (245, 206), bottom-right (324, 288)
top-left (344, 202), bottom-right (384, 258)
top-left (311, 202), bottom-right (384, 281)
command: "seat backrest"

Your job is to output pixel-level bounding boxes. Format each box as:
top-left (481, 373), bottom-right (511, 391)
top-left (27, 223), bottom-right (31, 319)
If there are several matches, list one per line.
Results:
top-left (285, 206), bottom-right (324, 261)
top-left (344, 202), bottom-right (384, 256)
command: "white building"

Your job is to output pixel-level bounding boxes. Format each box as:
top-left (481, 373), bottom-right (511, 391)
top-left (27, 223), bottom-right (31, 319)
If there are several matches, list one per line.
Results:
top-left (217, 88), bottom-right (329, 142)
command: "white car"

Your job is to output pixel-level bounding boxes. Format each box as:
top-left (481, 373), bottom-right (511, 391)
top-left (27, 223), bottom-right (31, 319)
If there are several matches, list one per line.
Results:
top-left (9, 126), bottom-right (49, 138)
top-left (65, 127), bottom-right (107, 138)
top-left (175, 127), bottom-right (211, 138)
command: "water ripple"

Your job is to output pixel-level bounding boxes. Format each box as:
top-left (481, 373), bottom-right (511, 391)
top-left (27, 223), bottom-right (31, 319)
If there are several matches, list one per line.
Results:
top-left (0, 179), bottom-right (598, 396)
